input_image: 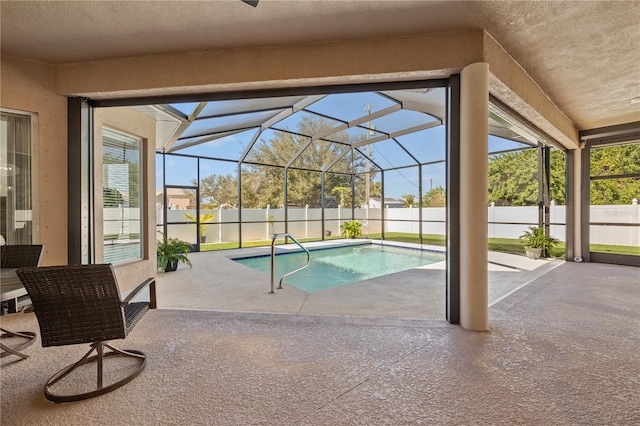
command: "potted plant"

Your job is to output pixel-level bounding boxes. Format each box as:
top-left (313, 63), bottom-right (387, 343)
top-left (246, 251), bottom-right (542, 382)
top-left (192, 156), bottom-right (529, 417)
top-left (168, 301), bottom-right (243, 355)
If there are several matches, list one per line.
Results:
top-left (184, 212), bottom-right (215, 244)
top-left (341, 220), bottom-right (362, 239)
top-left (519, 226), bottom-right (559, 259)
top-left (157, 232), bottom-right (193, 272)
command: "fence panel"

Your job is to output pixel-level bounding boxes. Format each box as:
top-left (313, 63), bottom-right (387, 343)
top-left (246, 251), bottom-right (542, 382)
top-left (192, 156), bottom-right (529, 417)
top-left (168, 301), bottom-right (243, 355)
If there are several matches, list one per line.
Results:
top-left (153, 203), bottom-right (637, 247)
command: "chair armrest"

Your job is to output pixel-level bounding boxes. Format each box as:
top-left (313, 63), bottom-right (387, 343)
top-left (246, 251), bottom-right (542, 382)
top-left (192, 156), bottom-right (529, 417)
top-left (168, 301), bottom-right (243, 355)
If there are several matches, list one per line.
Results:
top-left (122, 277), bottom-right (156, 306)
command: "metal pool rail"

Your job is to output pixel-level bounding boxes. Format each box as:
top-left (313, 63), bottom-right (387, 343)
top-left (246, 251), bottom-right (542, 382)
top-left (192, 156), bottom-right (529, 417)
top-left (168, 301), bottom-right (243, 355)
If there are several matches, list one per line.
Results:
top-left (270, 233), bottom-right (311, 294)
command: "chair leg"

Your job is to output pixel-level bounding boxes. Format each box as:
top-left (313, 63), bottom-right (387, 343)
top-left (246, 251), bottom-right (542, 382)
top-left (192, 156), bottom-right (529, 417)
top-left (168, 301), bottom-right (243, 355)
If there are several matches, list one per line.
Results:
top-left (0, 327), bottom-right (37, 359)
top-left (44, 341), bottom-right (146, 403)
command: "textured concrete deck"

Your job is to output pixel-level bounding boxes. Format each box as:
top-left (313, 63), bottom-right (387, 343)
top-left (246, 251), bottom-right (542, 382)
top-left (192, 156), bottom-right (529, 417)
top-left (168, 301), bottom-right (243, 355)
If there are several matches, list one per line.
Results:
top-left (1, 261), bottom-right (638, 425)
top-left (155, 240), bottom-right (564, 319)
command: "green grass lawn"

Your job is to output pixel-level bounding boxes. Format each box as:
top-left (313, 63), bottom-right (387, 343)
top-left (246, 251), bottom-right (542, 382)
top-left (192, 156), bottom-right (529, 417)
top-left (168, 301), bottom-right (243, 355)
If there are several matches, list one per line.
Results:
top-left (378, 232), bottom-right (568, 257)
top-left (376, 233), bottom-right (639, 257)
top-left (589, 243), bottom-right (640, 256)
top-left (198, 232), bottom-right (639, 257)
top-left (199, 236), bottom-right (330, 252)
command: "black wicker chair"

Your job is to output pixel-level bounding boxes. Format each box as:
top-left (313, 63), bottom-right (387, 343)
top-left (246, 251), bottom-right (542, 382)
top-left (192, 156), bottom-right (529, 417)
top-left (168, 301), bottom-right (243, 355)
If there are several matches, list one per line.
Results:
top-left (16, 264), bottom-right (154, 403)
top-left (1, 244), bottom-right (43, 359)
top-left (1, 244), bottom-right (43, 268)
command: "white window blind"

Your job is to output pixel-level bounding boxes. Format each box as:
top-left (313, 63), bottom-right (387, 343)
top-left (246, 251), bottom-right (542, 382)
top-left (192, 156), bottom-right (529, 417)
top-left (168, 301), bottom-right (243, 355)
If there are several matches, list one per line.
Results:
top-left (102, 128), bottom-right (143, 264)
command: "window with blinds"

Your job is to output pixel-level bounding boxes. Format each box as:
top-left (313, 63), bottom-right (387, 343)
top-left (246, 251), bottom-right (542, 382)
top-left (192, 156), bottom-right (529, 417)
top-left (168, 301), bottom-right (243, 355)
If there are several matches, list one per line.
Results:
top-left (0, 111), bottom-right (33, 245)
top-left (102, 128), bottom-right (143, 264)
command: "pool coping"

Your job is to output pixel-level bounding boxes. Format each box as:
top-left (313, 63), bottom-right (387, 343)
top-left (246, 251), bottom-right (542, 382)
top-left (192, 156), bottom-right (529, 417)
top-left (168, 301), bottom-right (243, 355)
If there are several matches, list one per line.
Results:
top-left (221, 238), bottom-right (445, 260)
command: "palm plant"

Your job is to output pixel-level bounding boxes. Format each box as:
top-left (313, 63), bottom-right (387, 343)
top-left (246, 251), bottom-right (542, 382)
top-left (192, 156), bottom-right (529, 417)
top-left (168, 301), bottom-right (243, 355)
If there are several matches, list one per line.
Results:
top-left (341, 220), bottom-right (363, 239)
top-left (157, 232), bottom-right (193, 272)
top-left (184, 212), bottom-right (215, 243)
top-left (400, 194), bottom-right (416, 207)
top-left (519, 226), bottom-right (559, 258)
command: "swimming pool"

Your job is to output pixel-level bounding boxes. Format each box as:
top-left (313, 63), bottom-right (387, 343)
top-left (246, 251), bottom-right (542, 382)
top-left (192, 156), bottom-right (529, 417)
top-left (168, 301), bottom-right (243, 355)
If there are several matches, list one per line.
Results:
top-left (234, 243), bottom-right (445, 293)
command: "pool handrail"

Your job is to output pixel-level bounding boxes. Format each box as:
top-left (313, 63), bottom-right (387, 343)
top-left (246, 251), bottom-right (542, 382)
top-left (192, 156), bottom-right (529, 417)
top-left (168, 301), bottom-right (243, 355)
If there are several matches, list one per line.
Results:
top-left (270, 233), bottom-right (311, 294)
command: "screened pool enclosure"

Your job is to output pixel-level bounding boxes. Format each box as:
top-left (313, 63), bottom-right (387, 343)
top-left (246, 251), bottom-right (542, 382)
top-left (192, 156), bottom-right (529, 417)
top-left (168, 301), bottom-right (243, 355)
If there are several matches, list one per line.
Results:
top-left (128, 82), bottom-right (556, 252)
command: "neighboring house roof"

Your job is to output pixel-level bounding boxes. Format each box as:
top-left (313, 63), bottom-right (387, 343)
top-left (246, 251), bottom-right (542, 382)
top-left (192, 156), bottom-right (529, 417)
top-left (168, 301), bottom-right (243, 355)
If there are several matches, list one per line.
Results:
top-left (156, 188), bottom-right (192, 198)
top-left (367, 197), bottom-right (403, 208)
top-left (156, 188), bottom-right (194, 209)
top-left (371, 197), bottom-right (402, 203)
top-left (156, 189), bottom-right (192, 201)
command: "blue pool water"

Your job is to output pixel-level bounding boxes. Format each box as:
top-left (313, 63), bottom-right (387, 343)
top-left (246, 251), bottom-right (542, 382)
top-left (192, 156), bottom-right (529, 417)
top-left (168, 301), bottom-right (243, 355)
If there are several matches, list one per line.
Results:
top-left (234, 244), bottom-right (445, 293)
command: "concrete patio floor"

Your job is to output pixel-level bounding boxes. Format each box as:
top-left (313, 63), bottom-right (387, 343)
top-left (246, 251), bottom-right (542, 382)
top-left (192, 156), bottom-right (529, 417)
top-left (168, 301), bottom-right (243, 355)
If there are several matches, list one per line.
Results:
top-left (156, 240), bottom-right (564, 319)
top-left (2, 254), bottom-right (637, 425)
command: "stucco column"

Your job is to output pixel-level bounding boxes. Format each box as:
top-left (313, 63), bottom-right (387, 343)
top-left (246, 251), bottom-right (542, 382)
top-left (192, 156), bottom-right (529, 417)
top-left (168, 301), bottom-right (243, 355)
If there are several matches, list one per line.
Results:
top-left (459, 62), bottom-right (489, 331)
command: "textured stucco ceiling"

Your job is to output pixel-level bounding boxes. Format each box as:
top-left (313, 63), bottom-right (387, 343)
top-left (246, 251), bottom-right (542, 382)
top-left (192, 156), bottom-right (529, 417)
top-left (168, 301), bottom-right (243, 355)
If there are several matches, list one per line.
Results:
top-left (1, 0), bottom-right (639, 131)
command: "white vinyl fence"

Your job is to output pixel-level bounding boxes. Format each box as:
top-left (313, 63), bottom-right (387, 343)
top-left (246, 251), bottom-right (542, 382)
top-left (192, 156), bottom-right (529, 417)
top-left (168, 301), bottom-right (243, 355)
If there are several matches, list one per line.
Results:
top-left (150, 200), bottom-right (639, 247)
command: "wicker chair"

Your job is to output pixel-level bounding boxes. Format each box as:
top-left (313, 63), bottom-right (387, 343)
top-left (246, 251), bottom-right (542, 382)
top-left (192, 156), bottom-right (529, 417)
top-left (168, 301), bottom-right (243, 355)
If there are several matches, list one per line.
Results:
top-left (16, 264), bottom-right (154, 403)
top-left (1, 244), bottom-right (43, 268)
top-left (1, 244), bottom-right (43, 359)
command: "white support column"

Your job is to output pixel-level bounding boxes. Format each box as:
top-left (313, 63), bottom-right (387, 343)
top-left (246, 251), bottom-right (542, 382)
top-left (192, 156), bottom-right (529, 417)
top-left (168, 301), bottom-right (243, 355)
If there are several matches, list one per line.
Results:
top-left (266, 204), bottom-right (271, 240)
top-left (632, 198), bottom-right (638, 249)
top-left (305, 204), bottom-right (309, 238)
top-left (385, 204), bottom-right (389, 234)
top-left (460, 62), bottom-right (489, 331)
top-left (218, 206), bottom-right (223, 243)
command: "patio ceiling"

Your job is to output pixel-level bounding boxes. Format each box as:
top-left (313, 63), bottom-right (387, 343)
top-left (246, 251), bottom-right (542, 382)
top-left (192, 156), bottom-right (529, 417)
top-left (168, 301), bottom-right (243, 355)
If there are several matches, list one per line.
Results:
top-left (2, 1), bottom-right (638, 132)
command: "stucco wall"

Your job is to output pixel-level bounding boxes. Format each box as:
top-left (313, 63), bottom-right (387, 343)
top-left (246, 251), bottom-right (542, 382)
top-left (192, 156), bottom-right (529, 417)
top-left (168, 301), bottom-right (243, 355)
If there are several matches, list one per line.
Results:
top-left (1, 56), bottom-right (157, 290)
top-left (55, 31), bottom-right (483, 99)
top-left (0, 56), bottom-right (68, 266)
top-left (94, 107), bottom-right (157, 292)
top-left (53, 30), bottom-right (578, 148)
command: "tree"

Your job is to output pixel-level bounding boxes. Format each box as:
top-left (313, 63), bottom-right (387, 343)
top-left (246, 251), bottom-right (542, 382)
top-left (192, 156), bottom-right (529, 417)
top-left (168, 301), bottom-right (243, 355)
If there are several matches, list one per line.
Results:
top-left (193, 116), bottom-right (382, 209)
top-left (239, 116), bottom-right (373, 208)
top-left (240, 166), bottom-right (284, 208)
top-left (487, 144), bottom-right (640, 206)
top-left (422, 186), bottom-right (446, 207)
top-left (488, 149), bottom-right (538, 206)
top-left (488, 149), bottom-right (566, 206)
top-left (370, 181), bottom-right (382, 198)
top-left (332, 186), bottom-right (352, 207)
top-left (400, 194), bottom-right (416, 207)
top-left (287, 169), bottom-right (322, 207)
top-left (589, 144), bottom-right (640, 205)
top-left (196, 173), bottom-right (238, 208)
